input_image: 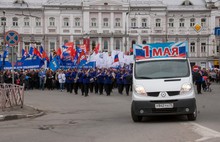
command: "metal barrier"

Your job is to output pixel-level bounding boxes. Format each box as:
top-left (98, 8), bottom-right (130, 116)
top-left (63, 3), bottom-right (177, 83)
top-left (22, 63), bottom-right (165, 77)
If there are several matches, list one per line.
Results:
top-left (0, 83), bottom-right (24, 110)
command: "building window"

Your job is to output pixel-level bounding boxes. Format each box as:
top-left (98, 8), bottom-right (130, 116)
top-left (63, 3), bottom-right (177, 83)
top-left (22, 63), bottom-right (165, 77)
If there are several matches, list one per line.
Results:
top-left (63, 18), bottom-right (69, 27)
top-left (75, 18), bottom-right (80, 27)
top-left (190, 42), bottom-right (195, 53)
top-left (201, 18), bottom-right (206, 27)
top-left (179, 18), bottom-right (185, 27)
top-left (142, 18), bottom-right (147, 28)
top-left (12, 17), bottom-right (18, 26)
top-left (156, 19), bottom-right (161, 27)
top-left (131, 18), bottom-right (136, 28)
top-left (36, 18), bottom-right (41, 26)
top-left (190, 18), bottom-right (195, 27)
top-left (104, 40), bottom-right (108, 51)
top-left (50, 42), bottom-right (55, 53)
top-left (201, 43), bottom-right (206, 52)
top-left (49, 17), bottom-right (55, 26)
top-left (116, 39), bottom-right (120, 50)
top-left (1, 17), bottom-right (6, 26)
top-left (24, 17), bottom-right (30, 26)
top-left (168, 18), bottom-right (174, 27)
top-left (115, 18), bottom-right (121, 27)
top-left (91, 18), bottom-right (97, 27)
top-left (103, 18), bottom-right (109, 27)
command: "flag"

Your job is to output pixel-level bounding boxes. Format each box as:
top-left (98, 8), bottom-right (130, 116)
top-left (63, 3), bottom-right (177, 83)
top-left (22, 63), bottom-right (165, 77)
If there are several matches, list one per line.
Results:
top-left (56, 47), bottom-right (61, 56)
top-left (94, 43), bottom-right (100, 54)
top-left (29, 44), bottom-right (34, 56)
top-left (21, 48), bottom-right (30, 61)
top-left (114, 54), bottom-right (119, 62)
top-left (133, 44), bottom-right (146, 60)
top-left (77, 50), bottom-right (87, 65)
top-left (33, 48), bottom-right (42, 58)
top-left (40, 46), bottom-right (49, 61)
top-left (49, 56), bottom-right (60, 71)
top-left (65, 42), bottom-right (74, 49)
top-left (83, 38), bottom-right (90, 54)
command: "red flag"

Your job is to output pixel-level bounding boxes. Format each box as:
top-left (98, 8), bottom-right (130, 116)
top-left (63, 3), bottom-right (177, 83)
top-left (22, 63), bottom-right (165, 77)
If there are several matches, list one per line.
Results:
top-left (56, 47), bottom-right (61, 56)
top-left (77, 50), bottom-right (87, 64)
top-left (83, 38), bottom-right (90, 54)
top-left (34, 48), bottom-right (42, 58)
top-left (65, 42), bottom-right (74, 49)
top-left (40, 46), bottom-right (49, 61)
top-left (94, 43), bottom-right (100, 54)
top-left (114, 54), bottom-right (119, 62)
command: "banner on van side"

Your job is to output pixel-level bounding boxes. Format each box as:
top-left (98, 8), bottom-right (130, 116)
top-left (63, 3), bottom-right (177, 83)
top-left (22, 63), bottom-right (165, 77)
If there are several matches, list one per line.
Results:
top-left (133, 41), bottom-right (188, 60)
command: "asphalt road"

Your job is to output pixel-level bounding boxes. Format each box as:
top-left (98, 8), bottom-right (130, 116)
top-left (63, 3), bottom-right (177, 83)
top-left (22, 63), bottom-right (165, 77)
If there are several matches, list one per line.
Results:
top-left (0, 83), bottom-right (220, 142)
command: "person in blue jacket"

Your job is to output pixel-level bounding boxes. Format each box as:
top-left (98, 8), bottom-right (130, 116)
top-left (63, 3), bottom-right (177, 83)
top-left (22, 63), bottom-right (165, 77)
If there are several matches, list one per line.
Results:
top-left (116, 70), bottom-right (124, 95)
top-left (73, 69), bottom-right (79, 95)
top-left (66, 69), bottom-right (74, 93)
top-left (83, 69), bottom-right (91, 97)
top-left (104, 70), bottom-right (113, 96)
top-left (96, 69), bottom-right (104, 95)
top-left (78, 69), bottom-right (84, 96)
top-left (123, 70), bottom-right (132, 96)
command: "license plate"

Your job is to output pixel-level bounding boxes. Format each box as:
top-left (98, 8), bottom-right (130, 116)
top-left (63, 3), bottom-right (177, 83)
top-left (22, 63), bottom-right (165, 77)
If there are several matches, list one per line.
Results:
top-left (155, 103), bottom-right (174, 109)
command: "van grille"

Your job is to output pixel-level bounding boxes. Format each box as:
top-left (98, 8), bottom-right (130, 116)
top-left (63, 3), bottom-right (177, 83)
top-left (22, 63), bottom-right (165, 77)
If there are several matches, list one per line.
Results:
top-left (147, 91), bottom-right (180, 97)
top-left (152, 108), bottom-right (177, 113)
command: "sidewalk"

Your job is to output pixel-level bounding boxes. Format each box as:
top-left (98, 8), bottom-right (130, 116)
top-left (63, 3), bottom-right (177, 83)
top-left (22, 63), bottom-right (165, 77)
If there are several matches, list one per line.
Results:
top-left (0, 105), bottom-right (44, 121)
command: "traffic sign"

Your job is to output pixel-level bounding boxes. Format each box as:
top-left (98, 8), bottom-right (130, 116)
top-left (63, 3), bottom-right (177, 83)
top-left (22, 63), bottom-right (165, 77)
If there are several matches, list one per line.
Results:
top-left (4, 30), bottom-right (20, 46)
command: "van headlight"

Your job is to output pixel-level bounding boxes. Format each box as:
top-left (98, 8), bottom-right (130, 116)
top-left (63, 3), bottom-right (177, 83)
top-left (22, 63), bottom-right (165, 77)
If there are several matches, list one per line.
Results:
top-left (180, 83), bottom-right (192, 95)
top-left (134, 85), bottom-right (147, 96)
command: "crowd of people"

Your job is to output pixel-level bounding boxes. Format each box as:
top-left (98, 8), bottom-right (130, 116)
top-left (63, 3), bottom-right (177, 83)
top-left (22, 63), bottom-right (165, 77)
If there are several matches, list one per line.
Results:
top-left (0, 67), bottom-right (133, 97)
top-left (192, 67), bottom-right (220, 94)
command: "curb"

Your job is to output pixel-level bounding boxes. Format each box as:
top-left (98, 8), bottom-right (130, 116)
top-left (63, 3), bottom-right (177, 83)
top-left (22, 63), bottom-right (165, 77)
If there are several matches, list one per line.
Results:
top-left (0, 109), bottom-right (45, 121)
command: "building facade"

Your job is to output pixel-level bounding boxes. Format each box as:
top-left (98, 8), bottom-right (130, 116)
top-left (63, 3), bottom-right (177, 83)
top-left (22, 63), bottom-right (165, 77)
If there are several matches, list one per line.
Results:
top-left (0, 0), bottom-right (219, 68)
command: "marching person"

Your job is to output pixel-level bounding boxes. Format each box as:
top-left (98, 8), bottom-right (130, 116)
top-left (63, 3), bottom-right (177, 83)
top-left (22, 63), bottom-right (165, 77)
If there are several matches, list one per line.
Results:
top-left (96, 69), bottom-right (104, 95)
top-left (73, 69), bottom-right (79, 95)
top-left (116, 70), bottom-right (124, 95)
top-left (38, 68), bottom-right (46, 90)
top-left (58, 70), bottom-right (66, 92)
top-left (104, 70), bottom-right (113, 96)
top-left (123, 70), bottom-right (132, 96)
top-left (83, 69), bottom-right (91, 97)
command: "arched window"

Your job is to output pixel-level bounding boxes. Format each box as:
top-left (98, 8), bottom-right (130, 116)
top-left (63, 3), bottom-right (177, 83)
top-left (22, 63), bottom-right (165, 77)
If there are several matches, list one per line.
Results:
top-left (36, 17), bottom-right (41, 26)
top-left (201, 18), bottom-right (206, 27)
top-left (103, 18), bottom-right (109, 27)
top-left (24, 17), bottom-right (30, 26)
top-left (179, 18), bottom-right (185, 27)
top-left (75, 17), bottom-right (80, 27)
top-left (190, 18), bottom-right (195, 27)
top-left (142, 18), bottom-right (147, 28)
top-left (12, 17), bottom-right (18, 26)
top-left (115, 18), bottom-right (121, 27)
top-left (131, 18), bottom-right (136, 28)
top-left (1, 17), bottom-right (6, 26)
top-left (91, 18), bottom-right (97, 27)
top-left (63, 17), bottom-right (69, 27)
top-left (49, 17), bottom-right (55, 26)
top-left (155, 18), bottom-right (161, 27)
top-left (168, 18), bottom-right (174, 27)
top-left (116, 39), bottom-right (120, 50)
top-left (104, 40), bottom-right (108, 51)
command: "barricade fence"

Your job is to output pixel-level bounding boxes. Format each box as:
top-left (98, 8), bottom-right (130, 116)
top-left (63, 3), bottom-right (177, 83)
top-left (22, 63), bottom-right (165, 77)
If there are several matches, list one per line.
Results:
top-left (0, 83), bottom-right (24, 110)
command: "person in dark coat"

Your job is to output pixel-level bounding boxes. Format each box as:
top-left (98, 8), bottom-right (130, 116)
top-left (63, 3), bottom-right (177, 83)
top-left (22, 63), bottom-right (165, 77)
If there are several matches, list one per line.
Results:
top-left (123, 70), bottom-right (132, 96)
top-left (194, 67), bottom-right (203, 94)
top-left (104, 70), bottom-right (113, 96)
top-left (116, 70), bottom-right (124, 95)
top-left (83, 70), bottom-right (91, 97)
top-left (96, 69), bottom-right (104, 95)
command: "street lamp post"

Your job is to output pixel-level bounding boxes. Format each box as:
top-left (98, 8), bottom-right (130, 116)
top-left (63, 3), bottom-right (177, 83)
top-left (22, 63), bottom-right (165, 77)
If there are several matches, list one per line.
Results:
top-left (124, 12), bottom-right (129, 53)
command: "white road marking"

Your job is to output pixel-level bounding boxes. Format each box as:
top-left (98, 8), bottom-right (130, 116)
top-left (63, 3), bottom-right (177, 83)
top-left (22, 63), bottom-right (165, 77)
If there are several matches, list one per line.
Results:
top-left (182, 122), bottom-right (220, 142)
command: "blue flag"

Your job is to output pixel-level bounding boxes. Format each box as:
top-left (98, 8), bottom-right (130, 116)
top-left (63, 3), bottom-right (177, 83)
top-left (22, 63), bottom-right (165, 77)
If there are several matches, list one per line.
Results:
top-left (49, 56), bottom-right (60, 71)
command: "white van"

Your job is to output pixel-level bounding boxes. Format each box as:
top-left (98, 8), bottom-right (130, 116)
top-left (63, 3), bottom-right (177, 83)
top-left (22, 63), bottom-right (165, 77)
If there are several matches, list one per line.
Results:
top-left (131, 42), bottom-right (197, 122)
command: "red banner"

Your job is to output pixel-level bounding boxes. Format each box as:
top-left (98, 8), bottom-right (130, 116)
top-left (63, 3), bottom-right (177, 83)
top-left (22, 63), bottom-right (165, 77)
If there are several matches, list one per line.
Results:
top-left (83, 38), bottom-right (90, 54)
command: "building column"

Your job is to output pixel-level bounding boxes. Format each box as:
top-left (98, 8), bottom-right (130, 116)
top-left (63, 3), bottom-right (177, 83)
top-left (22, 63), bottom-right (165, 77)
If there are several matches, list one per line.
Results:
top-left (70, 35), bottom-right (73, 42)
top-left (98, 12), bottom-right (102, 33)
top-left (110, 12), bottom-right (114, 32)
top-left (99, 37), bottom-right (102, 52)
top-left (110, 37), bottom-right (114, 51)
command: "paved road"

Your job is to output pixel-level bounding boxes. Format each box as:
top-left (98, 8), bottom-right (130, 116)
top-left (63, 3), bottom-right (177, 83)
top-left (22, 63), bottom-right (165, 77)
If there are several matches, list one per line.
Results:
top-left (0, 83), bottom-right (220, 142)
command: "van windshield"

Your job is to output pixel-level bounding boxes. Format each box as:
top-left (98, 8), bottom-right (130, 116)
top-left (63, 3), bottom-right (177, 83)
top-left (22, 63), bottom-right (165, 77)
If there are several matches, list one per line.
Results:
top-left (135, 59), bottom-right (190, 79)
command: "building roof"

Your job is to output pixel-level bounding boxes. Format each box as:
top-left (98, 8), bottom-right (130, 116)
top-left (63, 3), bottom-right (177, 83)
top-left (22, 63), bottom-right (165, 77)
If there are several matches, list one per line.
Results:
top-left (0, 0), bottom-right (212, 9)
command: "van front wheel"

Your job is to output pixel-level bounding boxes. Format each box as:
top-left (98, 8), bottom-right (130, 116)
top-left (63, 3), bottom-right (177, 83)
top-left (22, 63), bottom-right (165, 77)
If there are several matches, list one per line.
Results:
top-left (131, 106), bottom-right (142, 122)
top-left (187, 107), bottom-right (197, 121)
